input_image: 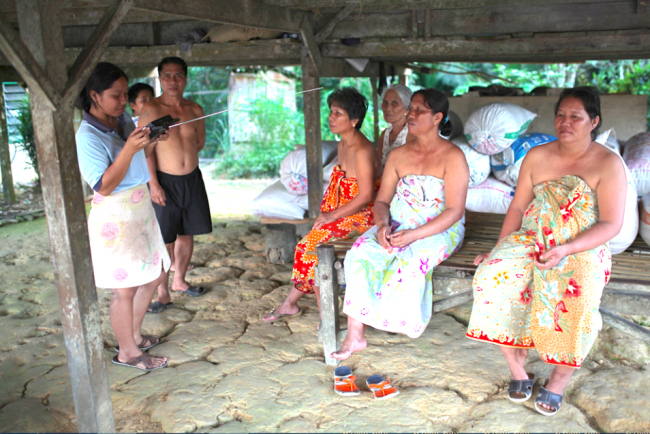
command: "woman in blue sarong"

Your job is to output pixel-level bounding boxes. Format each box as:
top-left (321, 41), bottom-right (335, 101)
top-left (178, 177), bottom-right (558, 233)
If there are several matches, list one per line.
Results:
top-left (332, 89), bottom-right (469, 360)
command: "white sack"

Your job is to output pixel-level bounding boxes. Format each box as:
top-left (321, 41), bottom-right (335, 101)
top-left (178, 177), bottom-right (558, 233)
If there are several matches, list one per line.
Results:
top-left (595, 128), bottom-right (621, 154)
top-left (464, 102), bottom-right (536, 155)
top-left (491, 133), bottom-right (556, 187)
top-left (609, 153), bottom-right (639, 254)
top-left (250, 181), bottom-right (306, 220)
top-left (465, 177), bottom-right (515, 214)
top-left (623, 132), bottom-right (650, 196)
top-left (451, 137), bottom-right (490, 187)
top-left (279, 141), bottom-right (338, 195)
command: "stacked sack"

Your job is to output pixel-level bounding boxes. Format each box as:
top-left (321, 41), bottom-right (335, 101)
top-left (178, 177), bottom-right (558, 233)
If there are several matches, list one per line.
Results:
top-left (250, 142), bottom-right (338, 220)
top-left (595, 129), bottom-right (639, 254)
top-left (623, 132), bottom-right (650, 196)
top-left (462, 102), bottom-right (537, 213)
top-left (641, 193), bottom-right (650, 247)
top-left (491, 133), bottom-right (556, 187)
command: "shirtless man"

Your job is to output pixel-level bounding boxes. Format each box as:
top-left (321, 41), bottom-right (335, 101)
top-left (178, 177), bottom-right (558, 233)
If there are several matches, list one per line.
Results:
top-left (139, 57), bottom-right (211, 314)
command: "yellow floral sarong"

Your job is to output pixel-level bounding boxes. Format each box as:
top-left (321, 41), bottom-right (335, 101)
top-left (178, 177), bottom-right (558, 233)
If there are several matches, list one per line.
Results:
top-left (466, 175), bottom-right (611, 368)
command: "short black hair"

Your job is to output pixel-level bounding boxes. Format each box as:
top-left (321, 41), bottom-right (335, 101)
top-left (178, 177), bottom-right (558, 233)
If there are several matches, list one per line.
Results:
top-left (327, 87), bottom-right (368, 130)
top-left (128, 83), bottom-right (154, 105)
top-left (411, 88), bottom-right (453, 137)
top-left (158, 57), bottom-right (188, 76)
top-left (76, 62), bottom-right (128, 112)
top-left (554, 87), bottom-right (602, 140)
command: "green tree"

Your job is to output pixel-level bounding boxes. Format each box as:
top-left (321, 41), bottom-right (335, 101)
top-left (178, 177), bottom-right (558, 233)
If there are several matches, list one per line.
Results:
top-left (15, 99), bottom-right (39, 183)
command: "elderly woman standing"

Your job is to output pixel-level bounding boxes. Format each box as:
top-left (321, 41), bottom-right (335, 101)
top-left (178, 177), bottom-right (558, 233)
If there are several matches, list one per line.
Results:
top-left (75, 62), bottom-right (171, 371)
top-left (467, 88), bottom-right (625, 416)
top-left (378, 84), bottom-right (413, 165)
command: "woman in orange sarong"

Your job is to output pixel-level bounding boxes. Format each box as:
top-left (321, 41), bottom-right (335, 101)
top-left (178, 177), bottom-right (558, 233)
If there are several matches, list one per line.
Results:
top-left (262, 87), bottom-right (382, 325)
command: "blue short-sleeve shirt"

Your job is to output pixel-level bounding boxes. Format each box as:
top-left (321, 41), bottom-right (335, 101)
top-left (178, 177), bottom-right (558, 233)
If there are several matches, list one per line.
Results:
top-left (75, 111), bottom-right (150, 193)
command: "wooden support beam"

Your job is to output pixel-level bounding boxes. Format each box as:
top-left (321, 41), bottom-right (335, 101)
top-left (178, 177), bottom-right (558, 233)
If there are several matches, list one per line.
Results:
top-left (317, 245), bottom-right (341, 366)
top-left (371, 76), bottom-right (379, 147)
top-left (299, 15), bottom-right (323, 75)
top-left (15, 1), bottom-right (115, 431)
top-left (62, 0), bottom-right (133, 108)
top-left (0, 85), bottom-right (15, 204)
top-left (0, 16), bottom-right (61, 110)
top-left (314, 4), bottom-right (356, 44)
top-left (600, 307), bottom-right (650, 345)
top-left (241, 0), bottom-right (636, 9)
top-left (302, 55), bottom-right (323, 221)
top-left (320, 31), bottom-right (650, 62)
top-left (132, 0), bottom-right (304, 32)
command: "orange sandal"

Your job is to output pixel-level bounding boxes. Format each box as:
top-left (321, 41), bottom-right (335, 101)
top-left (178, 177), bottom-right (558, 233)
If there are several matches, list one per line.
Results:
top-left (366, 375), bottom-right (400, 400)
top-left (334, 366), bottom-right (360, 396)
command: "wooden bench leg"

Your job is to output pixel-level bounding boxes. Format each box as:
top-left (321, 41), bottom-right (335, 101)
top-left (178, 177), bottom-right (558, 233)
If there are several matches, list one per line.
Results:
top-left (317, 245), bottom-right (341, 366)
top-left (433, 290), bottom-right (473, 314)
top-left (264, 223), bottom-right (297, 265)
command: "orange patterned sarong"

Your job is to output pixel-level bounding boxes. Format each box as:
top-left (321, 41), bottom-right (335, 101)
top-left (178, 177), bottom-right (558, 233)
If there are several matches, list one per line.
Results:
top-left (292, 165), bottom-right (381, 294)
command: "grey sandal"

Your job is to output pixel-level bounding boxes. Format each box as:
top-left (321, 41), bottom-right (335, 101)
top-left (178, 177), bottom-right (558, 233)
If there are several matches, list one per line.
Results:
top-left (508, 372), bottom-right (537, 402)
top-left (534, 378), bottom-right (563, 416)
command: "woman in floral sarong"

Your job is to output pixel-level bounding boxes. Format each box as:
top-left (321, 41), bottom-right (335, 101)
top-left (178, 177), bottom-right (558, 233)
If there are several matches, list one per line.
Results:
top-left (262, 87), bottom-right (382, 325)
top-left (331, 88), bottom-right (469, 360)
top-left (466, 88), bottom-right (626, 416)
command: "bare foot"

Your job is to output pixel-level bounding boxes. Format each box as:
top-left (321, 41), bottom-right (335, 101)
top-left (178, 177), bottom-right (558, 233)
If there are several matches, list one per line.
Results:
top-left (331, 336), bottom-right (367, 360)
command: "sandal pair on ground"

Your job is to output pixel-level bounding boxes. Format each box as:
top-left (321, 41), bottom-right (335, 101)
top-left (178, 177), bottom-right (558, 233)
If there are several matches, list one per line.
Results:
top-left (509, 373), bottom-right (564, 416)
top-left (110, 334), bottom-right (167, 372)
top-left (147, 286), bottom-right (207, 313)
top-left (334, 366), bottom-right (400, 400)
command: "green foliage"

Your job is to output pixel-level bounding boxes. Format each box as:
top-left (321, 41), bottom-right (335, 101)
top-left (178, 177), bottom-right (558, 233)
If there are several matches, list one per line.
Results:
top-left (184, 67), bottom-right (230, 158)
top-left (15, 98), bottom-right (39, 183)
top-left (214, 98), bottom-right (304, 178)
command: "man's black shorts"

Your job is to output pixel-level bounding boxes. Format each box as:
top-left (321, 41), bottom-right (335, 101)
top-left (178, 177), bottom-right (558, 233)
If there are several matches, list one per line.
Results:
top-left (153, 167), bottom-right (212, 244)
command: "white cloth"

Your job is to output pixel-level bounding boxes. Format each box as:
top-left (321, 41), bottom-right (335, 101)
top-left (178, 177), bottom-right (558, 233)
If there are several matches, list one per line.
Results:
top-left (382, 124), bottom-right (409, 166)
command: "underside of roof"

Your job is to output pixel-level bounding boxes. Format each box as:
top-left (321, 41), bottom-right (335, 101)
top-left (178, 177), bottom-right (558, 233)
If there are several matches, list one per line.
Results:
top-left (1, 0), bottom-right (650, 76)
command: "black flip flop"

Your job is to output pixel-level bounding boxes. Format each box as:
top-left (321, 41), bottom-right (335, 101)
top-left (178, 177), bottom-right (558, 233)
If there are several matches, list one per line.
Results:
top-left (147, 301), bottom-right (173, 314)
top-left (173, 286), bottom-right (206, 297)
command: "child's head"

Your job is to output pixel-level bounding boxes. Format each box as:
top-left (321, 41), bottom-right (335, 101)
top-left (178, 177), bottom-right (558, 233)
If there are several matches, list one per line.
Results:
top-left (128, 83), bottom-right (155, 117)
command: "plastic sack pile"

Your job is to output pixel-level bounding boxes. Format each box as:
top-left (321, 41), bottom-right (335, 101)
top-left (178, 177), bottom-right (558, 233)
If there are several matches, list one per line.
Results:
top-left (250, 141), bottom-right (338, 220)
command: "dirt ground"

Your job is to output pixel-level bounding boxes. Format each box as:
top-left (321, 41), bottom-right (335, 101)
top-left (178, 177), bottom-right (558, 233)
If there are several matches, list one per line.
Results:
top-left (0, 180), bottom-right (649, 433)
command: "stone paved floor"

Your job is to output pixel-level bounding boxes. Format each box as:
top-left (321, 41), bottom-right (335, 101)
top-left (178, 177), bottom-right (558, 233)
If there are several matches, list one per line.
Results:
top-left (0, 219), bottom-right (649, 432)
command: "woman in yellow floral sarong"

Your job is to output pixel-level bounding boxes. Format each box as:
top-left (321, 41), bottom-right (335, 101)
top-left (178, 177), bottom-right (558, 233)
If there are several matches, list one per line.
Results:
top-left (467, 88), bottom-right (626, 416)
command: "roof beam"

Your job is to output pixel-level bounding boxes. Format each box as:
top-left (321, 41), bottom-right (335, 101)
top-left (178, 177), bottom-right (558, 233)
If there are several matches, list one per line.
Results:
top-left (315, 4), bottom-right (356, 44)
top-left (2, 30), bottom-right (650, 67)
top-left (63, 0), bottom-right (133, 108)
top-left (0, 16), bottom-right (61, 110)
top-left (319, 31), bottom-right (650, 62)
top-left (299, 15), bottom-right (323, 74)
top-left (261, 0), bottom-right (628, 10)
top-left (132, 0), bottom-right (305, 32)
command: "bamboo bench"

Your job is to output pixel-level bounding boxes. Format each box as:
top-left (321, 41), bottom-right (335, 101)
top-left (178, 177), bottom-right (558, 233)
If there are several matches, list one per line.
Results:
top-left (313, 211), bottom-right (650, 366)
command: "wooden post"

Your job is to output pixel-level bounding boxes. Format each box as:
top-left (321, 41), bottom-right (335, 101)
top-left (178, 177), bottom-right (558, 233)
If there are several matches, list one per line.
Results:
top-left (317, 245), bottom-right (341, 366)
top-left (399, 75), bottom-right (407, 86)
top-left (15, 1), bottom-right (115, 432)
top-left (371, 76), bottom-right (379, 147)
top-left (0, 85), bottom-right (15, 204)
top-left (302, 55), bottom-right (323, 222)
